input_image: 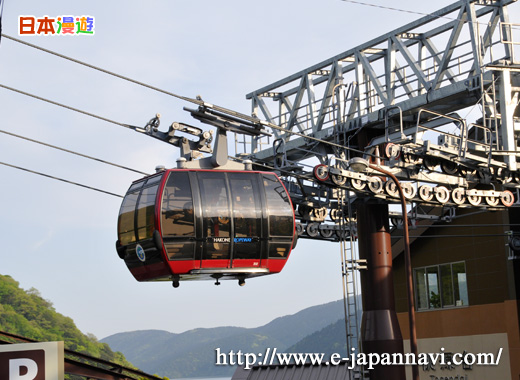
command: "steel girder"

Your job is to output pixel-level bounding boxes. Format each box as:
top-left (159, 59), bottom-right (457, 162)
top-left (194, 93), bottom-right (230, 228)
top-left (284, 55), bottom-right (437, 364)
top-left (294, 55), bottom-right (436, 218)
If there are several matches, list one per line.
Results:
top-left (246, 0), bottom-right (518, 162)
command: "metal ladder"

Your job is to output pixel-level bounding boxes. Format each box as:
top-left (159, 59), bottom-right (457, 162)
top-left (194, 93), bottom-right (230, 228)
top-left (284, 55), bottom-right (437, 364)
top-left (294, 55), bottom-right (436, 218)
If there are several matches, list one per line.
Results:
top-left (481, 72), bottom-right (499, 151)
top-left (338, 191), bottom-right (366, 379)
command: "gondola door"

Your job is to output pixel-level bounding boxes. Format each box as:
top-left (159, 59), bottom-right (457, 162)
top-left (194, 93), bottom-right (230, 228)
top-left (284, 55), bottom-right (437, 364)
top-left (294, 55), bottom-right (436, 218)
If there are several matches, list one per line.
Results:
top-left (228, 172), bottom-right (263, 269)
top-left (197, 171), bottom-right (233, 268)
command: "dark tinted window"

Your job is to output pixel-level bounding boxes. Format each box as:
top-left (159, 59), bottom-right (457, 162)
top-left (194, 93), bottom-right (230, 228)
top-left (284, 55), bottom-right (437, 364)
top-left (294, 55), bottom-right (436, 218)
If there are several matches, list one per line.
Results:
top-left (262, 174), bottom-right (294, 237)
top-left (229, 173), bottom-right (262, 259)
top-left (128, 181), bottom-right (144, 193)
top-left (161, 171), bottom-right (195, 237)
top-left (118, 191), bottom-right (139, 245)
top-left (146, 175), bottom-right (162, 186)
top-left (164, 242), bottom-right (194, 260)
top-left (198, 172), bottom-right (231, 260)
top-left (269, 243), bottom-right (291, 258)
top-left (136, 185), bottom-right (159, 241)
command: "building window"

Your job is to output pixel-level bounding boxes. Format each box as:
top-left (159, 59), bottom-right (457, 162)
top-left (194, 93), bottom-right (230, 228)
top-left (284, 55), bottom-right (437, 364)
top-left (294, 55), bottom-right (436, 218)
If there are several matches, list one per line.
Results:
top-left (414, 261), bottom-right (468, 310)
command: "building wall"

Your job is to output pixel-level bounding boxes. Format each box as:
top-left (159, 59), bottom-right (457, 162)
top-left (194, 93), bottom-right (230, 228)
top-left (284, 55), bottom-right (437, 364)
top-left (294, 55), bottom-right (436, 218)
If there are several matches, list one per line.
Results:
top-left (392, 209), bottom-right (520, 379)
top-left (397, 301), bottom-right (519, 379)
top-left (393, 210), bottom-right (512, 313)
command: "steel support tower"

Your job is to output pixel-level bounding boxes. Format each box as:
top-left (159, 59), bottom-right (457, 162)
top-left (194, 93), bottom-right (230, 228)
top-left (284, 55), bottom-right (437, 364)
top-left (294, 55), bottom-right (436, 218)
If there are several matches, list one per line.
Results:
top-left (236, 1), bottom-right (520, 378)
top-left (134, 1), bottom-right (520, 378)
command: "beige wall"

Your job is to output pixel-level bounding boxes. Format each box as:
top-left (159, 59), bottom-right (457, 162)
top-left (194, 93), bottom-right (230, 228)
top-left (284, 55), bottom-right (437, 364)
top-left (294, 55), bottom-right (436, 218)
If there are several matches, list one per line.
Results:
top-left (397, 301), bottom-right (520, 379)
top-left (401, 333), bottom-right (511, 380)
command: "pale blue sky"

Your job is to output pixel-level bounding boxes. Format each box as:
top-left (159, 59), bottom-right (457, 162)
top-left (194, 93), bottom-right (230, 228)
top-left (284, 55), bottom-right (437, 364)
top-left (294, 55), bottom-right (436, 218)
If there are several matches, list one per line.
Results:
top-left (0, 0), bottom-right (506, 339)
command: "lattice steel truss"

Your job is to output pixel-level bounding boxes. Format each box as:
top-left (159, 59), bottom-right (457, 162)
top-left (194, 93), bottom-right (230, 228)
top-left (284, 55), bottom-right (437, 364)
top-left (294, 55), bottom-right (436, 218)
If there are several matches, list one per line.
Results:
top-left (225, 0), bottom-right (520, 245)
top-left (245, 0), bottom-right (519, 167)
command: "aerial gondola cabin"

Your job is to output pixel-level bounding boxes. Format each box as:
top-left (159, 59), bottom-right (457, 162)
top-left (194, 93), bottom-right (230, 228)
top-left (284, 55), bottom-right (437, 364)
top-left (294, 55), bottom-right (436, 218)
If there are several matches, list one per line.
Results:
top-left (116, 169), bottom-right (295, 286)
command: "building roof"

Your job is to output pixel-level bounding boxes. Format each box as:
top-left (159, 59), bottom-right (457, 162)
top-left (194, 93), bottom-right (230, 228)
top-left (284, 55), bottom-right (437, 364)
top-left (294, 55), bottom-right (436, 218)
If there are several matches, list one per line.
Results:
top-left (231, 362), bottom-right (352, 380)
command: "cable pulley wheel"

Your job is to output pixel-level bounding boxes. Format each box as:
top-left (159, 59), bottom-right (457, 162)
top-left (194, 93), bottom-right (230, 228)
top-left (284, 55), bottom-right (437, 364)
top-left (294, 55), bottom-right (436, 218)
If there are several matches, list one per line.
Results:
top-left (424, 156), bottom-right (439, 171)
top-left (306, 222), bottom-right (320, 238)
top-left (402, 182), bottom-right (417, 200)
top-left (336, 229), bottom-right (348, 239)
top-left (485, 196), bottom-right (500, 207)
top-left (434, 186), bottom-right (450, 204)
top-left (319, 227), bottom-right (334, 238)
top-left (385, 143), bottom-right (401, 160)
top-left (418, 184), bottom-right (434, 202)
top-left (501, 190), bottom-right (515, 207)
top-left (297, 204), bottom-right (309, 217)
top-left (330, 209), bottom-right (344, 223)
top-left (367, 176), bottom-right (384, 194)
top-left (467, 194), bottom-right (482, 206)
top-left (313, 164), bottom-right (329, 181)
top-left (385, 180), bottom-right (399, 198)
top-left (351, 178), bottom-right (366, 190)
top-left (440, 160), bottom-right (459, 175)
top-left (312, 207), bottom-right (328, 220)
top-left (509, 235), bottom-right (520, 251)
top-left (331, 174), bottom-right (347, 186)
top-left (451, 188), bottom-right (465, 205)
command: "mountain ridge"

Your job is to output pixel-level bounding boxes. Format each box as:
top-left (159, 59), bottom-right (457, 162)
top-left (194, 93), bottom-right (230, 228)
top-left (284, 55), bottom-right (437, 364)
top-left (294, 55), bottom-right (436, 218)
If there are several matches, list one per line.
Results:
top-left (102, 299), bottom-right (345, 378)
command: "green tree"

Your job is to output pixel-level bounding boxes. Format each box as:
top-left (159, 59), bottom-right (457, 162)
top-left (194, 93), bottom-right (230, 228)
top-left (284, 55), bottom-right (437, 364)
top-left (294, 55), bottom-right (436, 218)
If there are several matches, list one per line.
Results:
top-left (0, 274), bottom-right (133, 367)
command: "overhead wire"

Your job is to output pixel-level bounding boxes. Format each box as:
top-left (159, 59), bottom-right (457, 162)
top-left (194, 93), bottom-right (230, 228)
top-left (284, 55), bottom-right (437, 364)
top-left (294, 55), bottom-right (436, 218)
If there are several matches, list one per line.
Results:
top-left (0, 34), bottom-right (374, 160)
top-left (0, 128), bottom-right (150, 176)
top-left (338, 0), bottom-right (520, 30)
top-left (2, 0), bottom-right (517, 155)
top-left (0, 34), bottom-right (195, 105)
top-left (339, 0), bottom-right (448, 19)
top-left (0, 85), bottom-right (150, 196)
top-left (0, 8), bottom-right (516, 234)
top-left (0, 83), bottom-right (149, 197)
top-left (0, 2), bottom-right (517, 201)
top-left (0, 161), bottom-right (124, 198)
top-left (0, 86), bottom-right (148, 197)
top-left (0, 83), bottom-right (131, 129)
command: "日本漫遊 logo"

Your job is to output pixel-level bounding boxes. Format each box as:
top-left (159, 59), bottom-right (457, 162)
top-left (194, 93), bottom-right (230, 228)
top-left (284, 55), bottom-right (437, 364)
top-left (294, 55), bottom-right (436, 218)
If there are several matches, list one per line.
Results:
top-left (18, 15), bottom-right (95, 35)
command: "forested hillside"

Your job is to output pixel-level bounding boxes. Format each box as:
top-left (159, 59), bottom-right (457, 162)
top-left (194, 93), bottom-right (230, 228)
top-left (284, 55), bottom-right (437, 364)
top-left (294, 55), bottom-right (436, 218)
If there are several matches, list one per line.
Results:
top-left (0, 272), bottom-right (351, 379)
top-left (285, 318), bottom-right (348, 355)
top-left (102, 300), bottom-right (346, 378)
top-left (0, 274), bottom-right (131, 367)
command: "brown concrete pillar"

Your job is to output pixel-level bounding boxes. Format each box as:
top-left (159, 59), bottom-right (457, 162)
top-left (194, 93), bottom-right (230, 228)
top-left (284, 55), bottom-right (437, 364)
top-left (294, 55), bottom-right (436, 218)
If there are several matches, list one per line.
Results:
top-left (357, 202), bottom-right (405, 380)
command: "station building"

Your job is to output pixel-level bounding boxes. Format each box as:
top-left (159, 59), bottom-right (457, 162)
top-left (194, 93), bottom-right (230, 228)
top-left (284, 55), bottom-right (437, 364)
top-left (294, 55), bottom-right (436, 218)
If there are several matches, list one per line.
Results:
top-left (392, 207), bottom-right (520, 379)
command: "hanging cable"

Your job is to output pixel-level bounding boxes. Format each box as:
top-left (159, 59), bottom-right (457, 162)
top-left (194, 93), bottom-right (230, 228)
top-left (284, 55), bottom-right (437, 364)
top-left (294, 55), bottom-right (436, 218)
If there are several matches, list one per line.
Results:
top-left (339, 0), bottom-right (455, 20)
top-left (0, 128), bottom-right (149, 175)
top-left (0, 161), bottom-right (124, 198)
top-left (0, 35), bottom-right (376, 159)
top-left (0, 83), bottom-right (131, 129)
top-left (338, 0), bottom-right (520, 29)
top-left (2, 0), bottom-right (516, 158)
top-left (1, 33), bottom-right (265, 126)
top-left (0, 0), bottom-right (4, 45)
top-left (0, 33), bottom-right (196, 105)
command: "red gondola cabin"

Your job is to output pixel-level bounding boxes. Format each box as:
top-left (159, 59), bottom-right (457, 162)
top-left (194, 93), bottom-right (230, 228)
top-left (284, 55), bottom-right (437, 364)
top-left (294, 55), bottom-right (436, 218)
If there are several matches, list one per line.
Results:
top-left (116, 169), bottom-right (295, 287)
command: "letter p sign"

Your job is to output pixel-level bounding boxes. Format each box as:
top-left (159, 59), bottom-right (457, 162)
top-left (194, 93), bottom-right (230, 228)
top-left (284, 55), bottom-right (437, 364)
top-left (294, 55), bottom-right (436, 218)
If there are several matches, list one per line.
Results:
top-left (0, 350), bottom-right (45, 380)
top-left (10, 358), bottom-right (39, 380)
top-left (0, 342), bottom-right (63, 380)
